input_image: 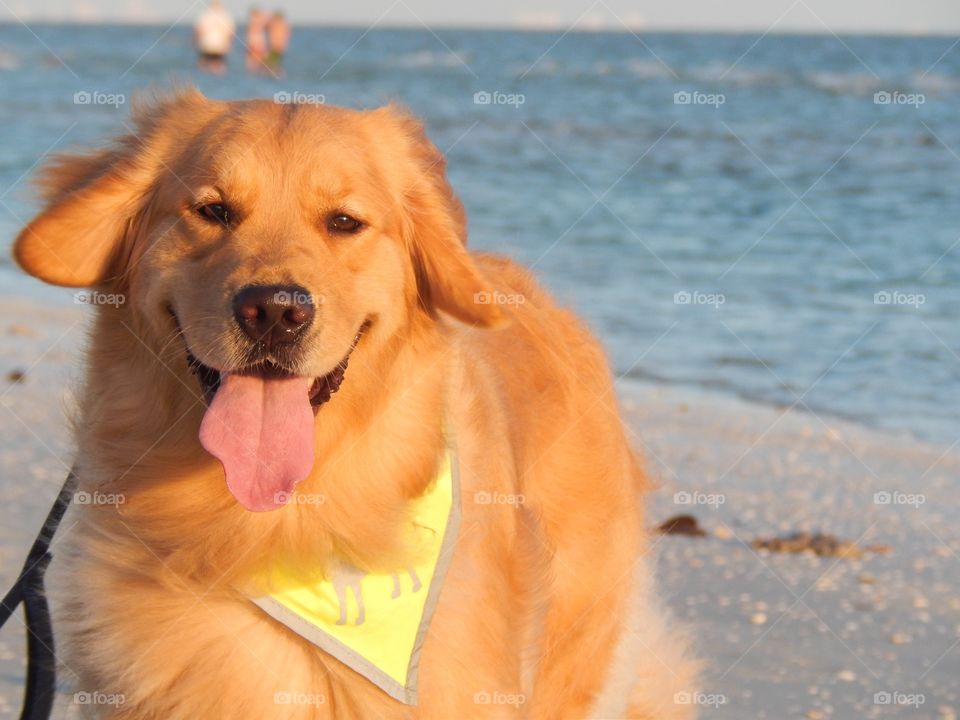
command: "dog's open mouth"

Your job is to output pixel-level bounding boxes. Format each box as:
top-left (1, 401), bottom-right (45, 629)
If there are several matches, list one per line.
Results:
top-left (185, 322), bottom-right (368, 412)
top-left (176, 317), bottom-right (369, 512)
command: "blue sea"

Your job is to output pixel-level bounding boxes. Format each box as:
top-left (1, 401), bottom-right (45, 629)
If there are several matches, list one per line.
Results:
top-left (0, 24), bottom-right (957, 443)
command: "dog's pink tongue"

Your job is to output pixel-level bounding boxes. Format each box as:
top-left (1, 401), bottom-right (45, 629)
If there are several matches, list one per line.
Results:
top-left (199, 373), bottom-right (315, 512)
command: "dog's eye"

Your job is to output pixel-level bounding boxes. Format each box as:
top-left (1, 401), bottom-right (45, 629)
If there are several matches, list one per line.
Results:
top-left (197, 203), bottom-right (230, 225)
top-left (328, 214), bottom-right (363, 234)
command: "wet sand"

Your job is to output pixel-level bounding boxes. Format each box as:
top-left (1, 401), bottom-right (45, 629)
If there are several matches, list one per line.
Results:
top-left (625, 381), bottom-right (959, 719)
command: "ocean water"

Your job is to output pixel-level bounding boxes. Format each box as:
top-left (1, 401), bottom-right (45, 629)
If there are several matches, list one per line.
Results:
top-left (0, 24), bottom-right (957, 443)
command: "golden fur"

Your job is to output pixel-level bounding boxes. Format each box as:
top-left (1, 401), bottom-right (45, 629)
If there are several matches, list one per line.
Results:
top-left (14, 89), bottom-right (698, 719)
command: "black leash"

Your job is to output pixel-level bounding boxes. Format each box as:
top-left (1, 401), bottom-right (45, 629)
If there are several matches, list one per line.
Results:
top-left (0, 470), bottom-right (77, 720)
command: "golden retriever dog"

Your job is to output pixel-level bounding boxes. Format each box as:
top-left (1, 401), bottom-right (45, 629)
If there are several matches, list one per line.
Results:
top-left (13, 89), bottom-right (698, 719)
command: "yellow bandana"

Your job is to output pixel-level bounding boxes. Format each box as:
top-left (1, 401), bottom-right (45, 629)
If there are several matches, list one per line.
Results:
top-left (252, 448), bottom-right (460, 705)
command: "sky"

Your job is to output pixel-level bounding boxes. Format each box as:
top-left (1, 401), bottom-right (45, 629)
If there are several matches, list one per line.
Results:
top-left (1, 0), bottom-right (958, 34)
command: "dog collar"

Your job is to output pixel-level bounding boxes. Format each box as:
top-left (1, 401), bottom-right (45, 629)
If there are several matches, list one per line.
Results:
top-left (252, 446), bottom-right (460, 705)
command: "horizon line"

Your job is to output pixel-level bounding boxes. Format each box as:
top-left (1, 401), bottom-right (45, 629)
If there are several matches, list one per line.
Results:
top-left (0, 18), bottom-right (956, 38)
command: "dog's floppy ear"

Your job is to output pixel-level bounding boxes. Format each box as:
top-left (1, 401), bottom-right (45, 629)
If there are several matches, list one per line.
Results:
top-left (13, 89), bottom-right (211, 287)
top-left (376, 106), bottom-right (507, 328)
top-left (14, 143), bottom-right (153, 287)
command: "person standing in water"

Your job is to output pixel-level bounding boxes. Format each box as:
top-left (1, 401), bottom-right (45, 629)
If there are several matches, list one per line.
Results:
top-left (245, 7), bottom-right (269, 72)
top-left (266, 11), bottom-right (291, 73)
top-left (194, 0), bottom-right (235, 74)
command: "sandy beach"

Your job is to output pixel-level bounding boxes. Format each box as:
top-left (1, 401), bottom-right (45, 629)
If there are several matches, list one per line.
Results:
top-left (627, 382), bottom-right (960, 719)
top-left (0, 295), bottom-right (957, 719)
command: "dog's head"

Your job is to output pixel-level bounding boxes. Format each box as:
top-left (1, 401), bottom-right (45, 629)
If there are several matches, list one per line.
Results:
top-left (14, 89), bottom-right (503, 511)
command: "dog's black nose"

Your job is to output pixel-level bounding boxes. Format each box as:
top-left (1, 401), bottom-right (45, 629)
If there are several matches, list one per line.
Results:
top-left (233, 284), bottom-right (315, 349)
